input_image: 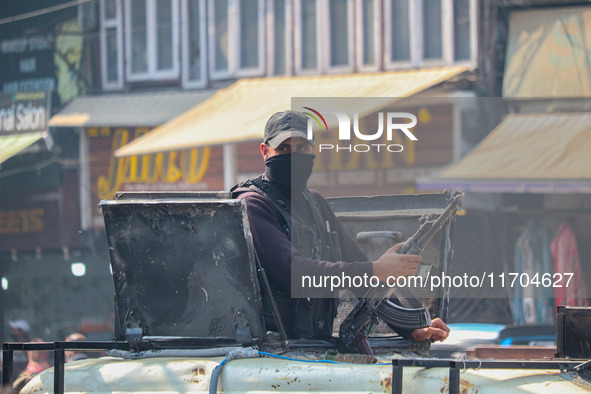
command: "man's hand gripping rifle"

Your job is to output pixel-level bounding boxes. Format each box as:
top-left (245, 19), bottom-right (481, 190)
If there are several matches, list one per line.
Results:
top-left (338, 191), bottom-right (464, 355)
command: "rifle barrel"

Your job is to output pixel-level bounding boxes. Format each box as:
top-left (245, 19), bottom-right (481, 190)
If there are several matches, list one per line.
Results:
top-left (337, 191), bottom-right (464, 353)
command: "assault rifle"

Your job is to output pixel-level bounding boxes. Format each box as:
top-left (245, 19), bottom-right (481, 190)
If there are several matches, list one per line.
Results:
top-left (338, 190), bottom-right (464, 355)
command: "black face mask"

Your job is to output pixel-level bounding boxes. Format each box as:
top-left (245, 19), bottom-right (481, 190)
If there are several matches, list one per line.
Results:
top-left (264, 153), bottom-right (315, 195)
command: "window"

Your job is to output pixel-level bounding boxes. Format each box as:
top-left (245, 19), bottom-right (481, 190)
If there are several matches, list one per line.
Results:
top-left (384, 0), bottom-right (414, 67)
top-left (181, 0), bottom-right (207, 88)
top-left (383, 0), bottom-right (476, 69)
top-left (422, 0), bottom-right (443, 60)
top-left (130, 0), bottom-right (148, 74)
top-left (235, 0), bottom-right (265, 76)
top-left (325, 0), bottom-right (354, 72)
top-left (125, 0), bottom-right (179, 81)
top-left (100, 0), bottom-right (123, 89)
top-left (208, 0), bottom-right (265, 80)
top-left (267, 0), bottom-right (292, 76)
top-left (239, 0), bottom-right (259, 69)
top-left (295, 0), bottom-right (322, 74)
top-left (453, 0), bottom-right (472, 61)
top-left (356, 0), bottom-right (381, 71)
top-left (209, 0), bottom-right (229, 78)
top-left (156, 0), bottom-right (174, 70)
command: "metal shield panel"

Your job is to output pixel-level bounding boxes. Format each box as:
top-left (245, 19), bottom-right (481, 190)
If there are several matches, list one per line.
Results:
top-left (99, 194), bottom-right (264, 344)
top-left (328, 193), bottom-right (457, 320)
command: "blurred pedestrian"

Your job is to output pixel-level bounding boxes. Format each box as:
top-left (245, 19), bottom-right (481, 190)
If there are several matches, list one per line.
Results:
top-left (12, 338), bottom-right (50, 392)
top-left (8, 319), bottom-right (30, 341)
top-left (25, 338), bottom-right (50, 374)
top-left (65, 332), bottom-right (88, 362)
top-left (8, 319), bottom-right (31, 381)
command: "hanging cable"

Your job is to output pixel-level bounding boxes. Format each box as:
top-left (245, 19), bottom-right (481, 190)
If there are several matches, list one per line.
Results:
top-left (0, 0), bottom-right (94, 26)
top-left (209, 347), bottom-right (260, 394)
top-left (209, 347), bottom-right (391, 393)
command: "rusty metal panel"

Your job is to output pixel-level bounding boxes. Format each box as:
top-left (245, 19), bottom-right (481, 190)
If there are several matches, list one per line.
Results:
top-left (21, 355), bottom-right (591, 393)
top-left (113, 191), bottom-right (231, 200)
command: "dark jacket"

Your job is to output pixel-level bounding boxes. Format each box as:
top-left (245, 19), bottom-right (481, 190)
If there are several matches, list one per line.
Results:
top-left (233, 176), bottom-right (372, 338)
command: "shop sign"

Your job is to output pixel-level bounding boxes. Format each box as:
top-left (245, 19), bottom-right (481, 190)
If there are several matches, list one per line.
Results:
top-left (0, 91), bottom-right (51, 136)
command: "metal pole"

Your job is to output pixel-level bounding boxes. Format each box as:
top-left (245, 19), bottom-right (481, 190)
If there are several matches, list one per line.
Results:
top-left (449, 365), bottom-right (460, 394)
top-left (54, 345), bottom-right (65, 394)
top-left (223, 144), bottom-right (237, 191)
top-left (449, 360), bottom-right (460, 394)
top-left (391, 359), bottom-right (403, 394)
top-left (2, 346), bottom-right (13, 388)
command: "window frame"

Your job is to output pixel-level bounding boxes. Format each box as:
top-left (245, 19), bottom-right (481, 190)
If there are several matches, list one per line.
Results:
top-left (100, 0), bottom-right (124, 90)
top-left (181, 0), bottom-right (208, 88)
top-left (468, 0), bottom-right (478, 65)
top-left (293, 0), bottom-right (324, 75)
top-left (355, 0), bottom-right (382, 72)
top-left (124, 0), bottom-right (180, 82)
top-left (323, 0), bottom-right (355, 74)
top-left (383, 0), bottom-right (476, 70)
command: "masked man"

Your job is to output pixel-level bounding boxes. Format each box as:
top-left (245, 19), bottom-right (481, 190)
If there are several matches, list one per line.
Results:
top-left (232, 110), bottom-right (449, 341)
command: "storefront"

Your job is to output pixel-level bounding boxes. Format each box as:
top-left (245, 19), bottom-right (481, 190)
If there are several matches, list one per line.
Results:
top-left (0, 91), bottom-right (102, 340)
top-left (419, 113), bottom-right (591, 324)
top-left (49, 90), bottom-right (217, 230)
top-left (415, 5), bottom-right (591, 324)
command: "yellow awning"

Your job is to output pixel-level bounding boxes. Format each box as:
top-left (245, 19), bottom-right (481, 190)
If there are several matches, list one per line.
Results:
top-left (0, 132), bottom-right (46, 165)
top-left (442, 113), bottom-right (591, 179)
top-left (115, 67), bottom-right (470, 157)
top-left (418, 113), bottom-right (591, 193)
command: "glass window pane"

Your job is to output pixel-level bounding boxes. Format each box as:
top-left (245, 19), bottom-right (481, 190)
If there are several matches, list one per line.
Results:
top-left (329, 0), bottom-right (348, 67)
top-left (188, 0), bottom-right (202, 80)
top-left (453, 0), bottom-right (470, 61)
top-left (156, 0), bottom-right (173, 71)
top-left (106, 27), bottom-right (119, 82)
top-left (391, 0), bottom-right (410, 61)
top-left (105, 0), bottom-right (117, 20)
top-left (273, 0), bottom-right (286, 75)
top-left (361, 0), bottom-right (375, 65)
top-left (131, 0), bottom-right (148, 73)
top-left (214, 0), bottom-right (229, 71)
top-left (301, 0), bottom-right (317, 70)
top-left (240, 0), bottom-right (259, 68)
top-left (423, 0), bottom-right (442, 59)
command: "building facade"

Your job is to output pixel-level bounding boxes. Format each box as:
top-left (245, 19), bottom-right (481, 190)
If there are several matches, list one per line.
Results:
top-left (0, 0), bottom-right (483, 341)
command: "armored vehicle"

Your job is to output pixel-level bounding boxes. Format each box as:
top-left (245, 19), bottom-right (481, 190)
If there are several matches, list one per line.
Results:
top-left (4, 191), bottom-right (591, 393)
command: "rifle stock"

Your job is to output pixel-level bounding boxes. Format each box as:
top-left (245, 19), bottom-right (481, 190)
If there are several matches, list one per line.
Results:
top-left (337, 191), bottom-right (464, 354)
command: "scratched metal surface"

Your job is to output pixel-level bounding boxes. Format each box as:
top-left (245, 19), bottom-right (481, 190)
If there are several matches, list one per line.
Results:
top-left (328, 192), bottom-right (458, 320)
top-left (23, 356), bottom-right (590, 394)
top-left (100, 196), bottom-right (264, 344)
